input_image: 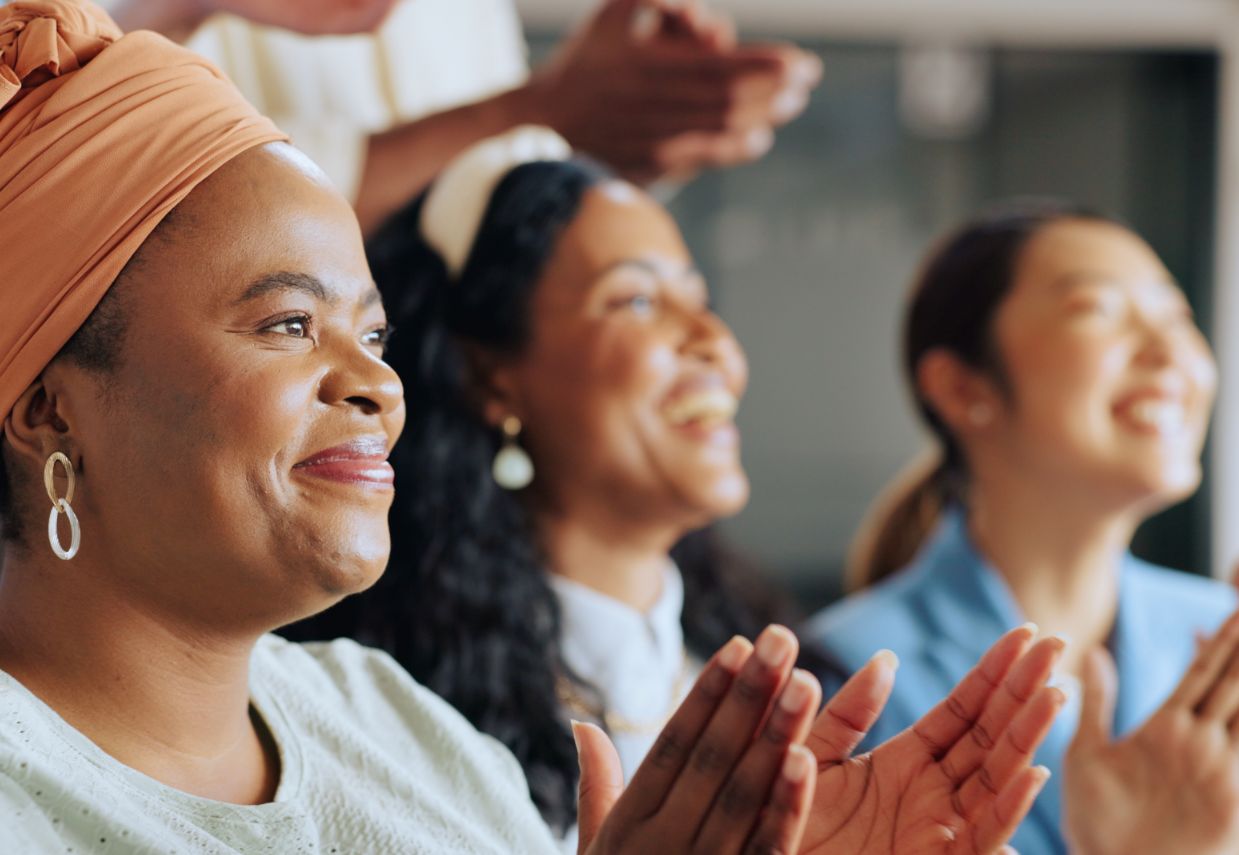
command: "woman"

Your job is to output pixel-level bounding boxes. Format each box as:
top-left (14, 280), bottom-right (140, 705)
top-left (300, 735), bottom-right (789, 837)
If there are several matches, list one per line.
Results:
top-left (0, 3), bottom-right (1062, 853)
top-left (807, 204), bottom-right (1239, 854)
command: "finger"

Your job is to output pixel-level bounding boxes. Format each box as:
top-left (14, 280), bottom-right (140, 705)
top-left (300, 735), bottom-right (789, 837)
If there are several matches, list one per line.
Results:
top-left (737, 745), bottom-right (816, 855)
top-left (954, 685), bottom-right (1065, 820)
top-left (901, 624), bottom-right (1036, 759)
top-left (659, 626), bottom-right (799, 839)
top-left (1070, 647), bottom-right (1117, 753)
top-left (694, 669), bottom-right (821, 851)
top-left (1167, 608), bottom-right (1239, 710)
top-left (806, 649), bottom-right (898, 764)
top-left (618, 635), bottom-right (751, 822)
top-left (574, 721), bottom-right (624, 854)
top-left (1198, 622), bottom-right (1239, 723)
top-left (936, 635), bottom-right (1065, 789)
top-left (591, 0), bottom-right (644, 34)
top-left (956, 765), bottom-right (1051, 855)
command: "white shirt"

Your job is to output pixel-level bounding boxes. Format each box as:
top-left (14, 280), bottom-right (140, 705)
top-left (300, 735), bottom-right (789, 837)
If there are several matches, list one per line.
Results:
top-left (0, 635), bottom-right (559, 854)
top-left (89, 0), bottom-right (530, 200)
top-left (550, 564), bottom-right (703, 851)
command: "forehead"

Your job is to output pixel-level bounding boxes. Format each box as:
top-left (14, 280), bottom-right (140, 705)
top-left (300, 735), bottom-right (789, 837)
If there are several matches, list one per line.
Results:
top-left (542, 181), bottom-right (690, 282)
top-left (1012, 219), bottom-right (1170, 295)
top-left (126, 144), bottom-right (374, 311)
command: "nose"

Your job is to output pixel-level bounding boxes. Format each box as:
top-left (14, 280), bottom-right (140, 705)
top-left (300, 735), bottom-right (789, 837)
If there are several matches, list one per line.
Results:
top-left (320, 337), bottom-right (405, 419)
top-left (679, 303), bottom-right (749, 386)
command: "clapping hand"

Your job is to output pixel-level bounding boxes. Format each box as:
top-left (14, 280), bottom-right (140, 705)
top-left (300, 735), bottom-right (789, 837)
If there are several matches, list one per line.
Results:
top-left (804, 625), bottom-right (1065, 854)
top-left (1064, 610), bottom-right (1239, 855)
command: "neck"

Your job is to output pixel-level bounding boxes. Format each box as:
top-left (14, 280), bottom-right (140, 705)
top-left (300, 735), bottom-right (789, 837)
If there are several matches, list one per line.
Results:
top-left (0, 546), bottom-right (277, 804)
top-left (536, 506), bottom-right (680, 613)
top-left (967, 469), bottom-right (1140, 674)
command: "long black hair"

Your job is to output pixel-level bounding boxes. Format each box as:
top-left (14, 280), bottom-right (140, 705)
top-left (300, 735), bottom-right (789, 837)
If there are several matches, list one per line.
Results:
top-left (283, 158), bottom-right (789, 832)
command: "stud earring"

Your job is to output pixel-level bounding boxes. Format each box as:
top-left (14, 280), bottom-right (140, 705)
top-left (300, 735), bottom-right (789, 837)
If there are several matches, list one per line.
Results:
top-left (968, 403), bottom-right (995, 427)
top-left (44, 451), bottom-right (80, 561)
top-left (492, 416), bottom-right (534, 490)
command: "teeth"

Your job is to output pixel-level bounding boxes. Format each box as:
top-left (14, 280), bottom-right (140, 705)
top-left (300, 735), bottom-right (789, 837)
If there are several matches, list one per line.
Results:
top-left (664, 389), bottom-right (738, 428)
top-left (1124, 400), bottom-right (1185, 434)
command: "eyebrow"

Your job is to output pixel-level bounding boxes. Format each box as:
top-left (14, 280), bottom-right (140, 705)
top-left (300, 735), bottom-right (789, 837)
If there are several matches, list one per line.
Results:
top-left (236, 271), bottom-right (383, 309)
top-left (1052, 271), bottom-right (1181, 294)
top-left (594, 258), bottom-right (702, 281)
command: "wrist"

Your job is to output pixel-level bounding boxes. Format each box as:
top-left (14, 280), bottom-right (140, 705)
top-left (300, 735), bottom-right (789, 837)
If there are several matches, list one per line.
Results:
top-left (505, 71), bottom-right (564, 136)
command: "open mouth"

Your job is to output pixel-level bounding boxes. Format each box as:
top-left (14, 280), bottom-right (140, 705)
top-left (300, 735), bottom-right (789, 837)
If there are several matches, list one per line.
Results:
top-left (663, 388), bottom-right (739, 430)
top-left (1114, 398), bottom-right (1187, 437)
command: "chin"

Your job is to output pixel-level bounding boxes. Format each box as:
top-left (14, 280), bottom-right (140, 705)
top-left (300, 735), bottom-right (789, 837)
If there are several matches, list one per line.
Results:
top-left (691, 471), bottom-right (751, 520)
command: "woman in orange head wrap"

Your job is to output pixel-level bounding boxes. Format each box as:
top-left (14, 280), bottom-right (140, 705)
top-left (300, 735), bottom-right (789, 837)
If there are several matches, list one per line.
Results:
top-left (0, 3), bottom-right (1064, 853)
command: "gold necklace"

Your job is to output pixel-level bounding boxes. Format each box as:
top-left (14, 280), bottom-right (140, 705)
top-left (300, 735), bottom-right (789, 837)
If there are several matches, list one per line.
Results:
top-left (557, 649), bottom-right (693, 737)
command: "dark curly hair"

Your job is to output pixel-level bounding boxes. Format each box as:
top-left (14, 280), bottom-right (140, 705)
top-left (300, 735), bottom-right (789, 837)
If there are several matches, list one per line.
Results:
top-left (282, 158), bottom-right (793, 833)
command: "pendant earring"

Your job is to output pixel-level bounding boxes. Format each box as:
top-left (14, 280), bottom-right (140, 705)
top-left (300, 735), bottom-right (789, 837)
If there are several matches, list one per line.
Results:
top-left (492, 416), bottom-right (534, 491)
top-left (44, 451), bottom-right (81, 561)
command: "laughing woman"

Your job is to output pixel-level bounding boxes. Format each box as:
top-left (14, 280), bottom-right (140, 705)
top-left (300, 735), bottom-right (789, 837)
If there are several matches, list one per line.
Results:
top-left (807, 205), bottom-right (1239, 855)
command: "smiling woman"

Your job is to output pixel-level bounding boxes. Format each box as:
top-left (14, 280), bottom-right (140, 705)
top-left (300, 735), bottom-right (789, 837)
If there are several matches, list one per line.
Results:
top-left (807, 203), bottom-right (1239, 855)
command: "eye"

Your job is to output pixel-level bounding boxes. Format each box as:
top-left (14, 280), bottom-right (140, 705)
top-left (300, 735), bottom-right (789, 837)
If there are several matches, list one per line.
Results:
top-left (363, 323), bottom-right (393, 350)
top-left (264, 315), bottom-right (312, 338)
top-left (608, 292), bottom-right (657, 316)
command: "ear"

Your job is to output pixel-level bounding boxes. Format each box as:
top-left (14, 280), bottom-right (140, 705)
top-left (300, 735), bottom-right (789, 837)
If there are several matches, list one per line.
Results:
top-left (916, 348), bottom-right (1003, 437)
top-left (461, 346), bottom-right (525, 430)
top-left (3, 361), bottom-right (90, 476)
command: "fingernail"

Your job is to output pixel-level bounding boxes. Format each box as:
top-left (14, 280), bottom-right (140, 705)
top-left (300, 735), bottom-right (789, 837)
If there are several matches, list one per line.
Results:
top-left (755, 625), bottom-right (794, 668)
top-left (773, 88), bottom-right (808, 121)
top-left (782, 744), bottom-right (812, 783)
top-left (1034, 764), bottom-right (1052, 783)
top-left (871, 649), bottom-right (900, 671)
top-left (745, 127), bottom-right (774, 157)
top-left (718, 635), bottom-right (751, 671)
top-left (1020, 621), bottom-right (1039, 636)
top-left (571, 720), bottom-right (584, 753)
top-left (1051, 633), bottom-right (1071, 649)
top-left (778, 669), bottom-right (815, 713)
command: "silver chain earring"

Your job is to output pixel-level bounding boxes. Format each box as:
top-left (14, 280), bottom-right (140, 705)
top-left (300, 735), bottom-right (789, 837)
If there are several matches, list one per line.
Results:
top-left (492, 416), bottom-right (534, 491)
top-left (44, 451), bottom-right (80, 561)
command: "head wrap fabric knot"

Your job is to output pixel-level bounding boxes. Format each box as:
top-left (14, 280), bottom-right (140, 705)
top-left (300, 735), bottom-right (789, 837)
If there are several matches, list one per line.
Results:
top-left (0, 1), bottom-right (120, 108)
top-left (0, 0), bottom-right (288, 427)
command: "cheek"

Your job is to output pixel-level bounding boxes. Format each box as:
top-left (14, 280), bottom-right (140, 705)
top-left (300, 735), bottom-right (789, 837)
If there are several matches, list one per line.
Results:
top-left (1005, 337), bottom-right (1126, 438)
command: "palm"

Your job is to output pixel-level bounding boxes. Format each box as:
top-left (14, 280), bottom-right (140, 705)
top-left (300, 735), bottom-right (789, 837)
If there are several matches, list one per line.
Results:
top-left (804, 629), bottom-right (1065, 855)
top-left (1064, 639), bottom-right (1239, 855)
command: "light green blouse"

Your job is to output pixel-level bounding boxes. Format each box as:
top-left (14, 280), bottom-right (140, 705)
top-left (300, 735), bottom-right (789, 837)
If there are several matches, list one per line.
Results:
top-left (0, 635), bottom-right (559, 854)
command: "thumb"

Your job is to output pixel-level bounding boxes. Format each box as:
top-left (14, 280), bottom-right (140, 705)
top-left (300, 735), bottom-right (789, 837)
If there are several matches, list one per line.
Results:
top-left (575, 721), bottom-right (625, 854)
top-left (1072, 647), bottom-right (1117, 754)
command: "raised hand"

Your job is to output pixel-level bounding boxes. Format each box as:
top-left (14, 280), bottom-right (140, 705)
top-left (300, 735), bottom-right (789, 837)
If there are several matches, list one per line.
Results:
top-left (576, 626), bottom-right (821, 855)
top-left (804, 625), bottom-right (1065, 854)
top-left (1063, 610), bottom-right (1239, 855)
top-left (528, 0), bottom-right (822, 184)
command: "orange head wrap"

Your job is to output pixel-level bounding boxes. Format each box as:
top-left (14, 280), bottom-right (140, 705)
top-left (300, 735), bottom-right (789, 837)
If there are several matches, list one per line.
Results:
top-left (0, 0), bottom-right (287, 426)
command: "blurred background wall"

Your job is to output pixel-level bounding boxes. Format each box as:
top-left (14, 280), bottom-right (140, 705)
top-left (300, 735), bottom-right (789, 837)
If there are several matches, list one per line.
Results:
top-left (522, 0), bottom-right (1236, 609)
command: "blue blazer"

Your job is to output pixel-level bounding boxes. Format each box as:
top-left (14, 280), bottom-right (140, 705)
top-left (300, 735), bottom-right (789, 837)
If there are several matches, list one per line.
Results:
top-left (804, 508), bottom-right (1236, 855)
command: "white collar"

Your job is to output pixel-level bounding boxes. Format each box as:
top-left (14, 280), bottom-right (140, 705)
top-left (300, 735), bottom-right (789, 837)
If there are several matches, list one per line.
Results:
top-left (549, 561), bottom-right (685, 703)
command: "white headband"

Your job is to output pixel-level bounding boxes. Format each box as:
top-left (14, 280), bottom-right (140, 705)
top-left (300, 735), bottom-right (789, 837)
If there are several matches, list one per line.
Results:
top-left (420, 125), bottom-right (573, 279)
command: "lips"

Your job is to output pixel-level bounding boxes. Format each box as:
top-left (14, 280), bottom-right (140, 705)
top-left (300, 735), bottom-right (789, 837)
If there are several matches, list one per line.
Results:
top-left (293, 437), bottom-right (394, 486)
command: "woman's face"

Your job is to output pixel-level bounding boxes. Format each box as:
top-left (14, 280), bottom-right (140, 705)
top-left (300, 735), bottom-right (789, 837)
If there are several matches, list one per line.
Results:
top-left (39, 144), bottom-right (405, 629)
top-left (986, 218), bottom-right (1216, 512)
top-left (501, 181), bottom-right (749, 533)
